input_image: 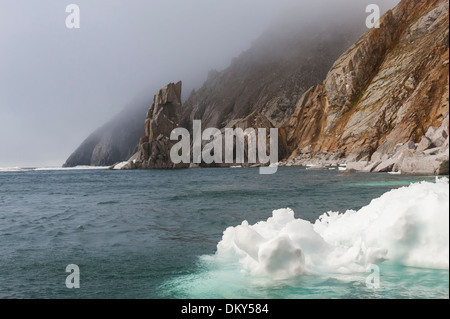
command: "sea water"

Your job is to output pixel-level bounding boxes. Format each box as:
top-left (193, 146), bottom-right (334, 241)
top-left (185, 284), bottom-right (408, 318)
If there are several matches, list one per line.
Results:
top-left (0, 167), bottom-right (448, 299)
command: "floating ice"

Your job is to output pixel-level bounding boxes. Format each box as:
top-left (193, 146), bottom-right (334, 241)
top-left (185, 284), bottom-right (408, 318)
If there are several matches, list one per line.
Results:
top-left (33, 166), bottom-right (110, 171)
top-left (216, 178), bottom-right (449, 279)
top-left (0, 166), bottom-right (110, 172)
top-left (0, 167), bottom-right (31, 172)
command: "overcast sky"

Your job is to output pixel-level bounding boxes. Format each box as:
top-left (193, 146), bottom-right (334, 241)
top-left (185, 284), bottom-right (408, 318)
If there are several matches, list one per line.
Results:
top-left (0, 0), bottom-right (399, 167)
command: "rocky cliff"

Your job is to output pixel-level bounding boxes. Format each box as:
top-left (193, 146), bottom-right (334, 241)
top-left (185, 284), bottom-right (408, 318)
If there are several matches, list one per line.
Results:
top-left (66, 0), bottom-right (449, 175)
top-left (65, 14), bottom-right (363, 168)
top-left (118, 81), bottom-right (189, 170)
top-left (279, 0), bottom-right (449, 175)
top-left (63, 102), bottom-right (147, 167)
top-left (65, 12), bottom-right (364, 168)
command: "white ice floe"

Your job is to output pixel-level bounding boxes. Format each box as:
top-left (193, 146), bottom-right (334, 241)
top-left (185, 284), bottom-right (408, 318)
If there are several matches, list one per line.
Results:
top-left (33, 166), bottom-right (110, 171)
top-left (216, 178), bottom-right (449, 279)
top-left (0, 167), bottom-right (32, 172)
top-left (1, 166), bottom-right (110, 172)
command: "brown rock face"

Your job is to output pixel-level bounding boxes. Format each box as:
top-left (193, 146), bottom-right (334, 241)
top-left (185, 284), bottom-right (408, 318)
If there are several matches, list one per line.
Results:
top-left (280, 0), bottom-right (449, 174)
top-left (122, 81), bottom-right (188, 169)
top-left (279, 85), bottom-right (329, 160)
top-left (145, 82), bottom-right (182, 141)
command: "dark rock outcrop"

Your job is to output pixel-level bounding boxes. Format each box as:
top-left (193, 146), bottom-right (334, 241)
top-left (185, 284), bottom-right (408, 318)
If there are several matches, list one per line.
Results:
top-left (116, 82), bottom-right (188, 170)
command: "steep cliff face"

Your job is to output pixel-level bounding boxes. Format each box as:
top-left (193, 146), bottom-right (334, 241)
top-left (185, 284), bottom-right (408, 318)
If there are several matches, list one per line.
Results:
top-left (63, 103), bottom-right (146, 167)
top-left (64, 18), bottom-right (363, 168)
top-left (280, 0), bottom-right (449, 174)
top-left (119, 82), bottom-right (188, 170)
top-left (66, 0), bottom-right (448, 174)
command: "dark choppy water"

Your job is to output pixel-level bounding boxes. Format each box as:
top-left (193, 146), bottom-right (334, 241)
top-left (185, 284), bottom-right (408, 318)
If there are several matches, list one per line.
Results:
top-left (0, 167), bottom-right (447, 298)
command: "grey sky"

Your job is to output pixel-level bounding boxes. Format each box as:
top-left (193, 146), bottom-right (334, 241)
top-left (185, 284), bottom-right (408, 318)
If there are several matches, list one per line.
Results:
top-left (0, 0), bottom-right (399, 167)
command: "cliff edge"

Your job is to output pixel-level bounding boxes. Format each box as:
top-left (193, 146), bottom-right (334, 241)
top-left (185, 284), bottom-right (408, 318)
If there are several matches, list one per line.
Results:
top-left (114, 82), bottom-right (189, 170)
top-left (279, 0), bottom-right (449, 175)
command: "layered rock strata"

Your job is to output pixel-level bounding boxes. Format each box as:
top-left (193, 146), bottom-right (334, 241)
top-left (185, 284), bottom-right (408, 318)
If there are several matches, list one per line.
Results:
top-left (279, 0), bottom-right (449, 175)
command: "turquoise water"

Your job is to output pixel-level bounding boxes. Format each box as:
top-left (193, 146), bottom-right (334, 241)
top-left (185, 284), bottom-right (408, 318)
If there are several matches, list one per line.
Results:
top-left (0, 168), bottom-right (447, 298)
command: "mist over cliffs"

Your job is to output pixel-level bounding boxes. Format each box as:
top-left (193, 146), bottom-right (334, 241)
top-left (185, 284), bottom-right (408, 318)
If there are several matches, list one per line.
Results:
top-left (63, 99), bottom-right (148, 167)
top-left (63, 4), bottom-right (368, 167)
top-left (65, 0), bottom-right (448, 175)
top-left (182, 20), bottom-right (366, 131)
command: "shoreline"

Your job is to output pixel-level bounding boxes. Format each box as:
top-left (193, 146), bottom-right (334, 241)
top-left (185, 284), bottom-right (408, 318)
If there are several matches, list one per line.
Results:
top-left (2, 164), bottom-right (449, 178)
